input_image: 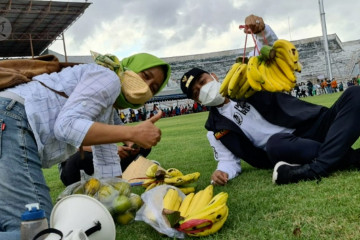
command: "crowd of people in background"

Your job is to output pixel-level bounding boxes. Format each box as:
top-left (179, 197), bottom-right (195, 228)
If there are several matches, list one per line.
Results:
top-left (119, 101), bottom-right (208, 123)
top-left (291, 76), bottom-right (359, 98)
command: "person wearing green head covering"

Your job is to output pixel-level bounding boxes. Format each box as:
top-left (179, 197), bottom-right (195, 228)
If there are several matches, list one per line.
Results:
top-left (0, 50), bottom-right (171, 238)
top-left (92, 51), bottom-right (171, 109)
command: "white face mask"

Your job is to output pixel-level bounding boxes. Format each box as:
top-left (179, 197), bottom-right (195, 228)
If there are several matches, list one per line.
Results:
top-left (198, 78), bottom-right (225, 106)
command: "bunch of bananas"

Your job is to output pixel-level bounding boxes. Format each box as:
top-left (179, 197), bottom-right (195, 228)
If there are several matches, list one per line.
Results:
top-left (143, 164), bottom-right (200, 194)
top-left (220, 39), bottom-right (301, 99)
top-left (174, 185), bottom-right (229, 237)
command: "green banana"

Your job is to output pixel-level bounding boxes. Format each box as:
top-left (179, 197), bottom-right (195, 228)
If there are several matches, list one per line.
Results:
top-left (260, 45), bottom-right (276, 61)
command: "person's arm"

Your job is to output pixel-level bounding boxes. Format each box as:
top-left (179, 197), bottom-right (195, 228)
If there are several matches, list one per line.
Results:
top-left (82, 112), bottom-right (162, 149)
top-left (207, 131), bottom-right (242, 185)
top-left (54, 65), bottom-right (162, 150)
top-left (244, 15), bottom-right (278, 57)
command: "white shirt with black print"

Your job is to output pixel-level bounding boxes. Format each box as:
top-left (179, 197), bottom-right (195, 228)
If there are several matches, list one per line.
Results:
top-left (207, 100), bottom-right (294, 180)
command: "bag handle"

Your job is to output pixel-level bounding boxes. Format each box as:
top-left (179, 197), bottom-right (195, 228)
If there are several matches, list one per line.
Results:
top-left (238, 24), bottom-right (268, 63)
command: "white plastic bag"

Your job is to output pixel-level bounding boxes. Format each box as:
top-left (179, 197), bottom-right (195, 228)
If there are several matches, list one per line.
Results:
top-left (135, 184), bottom-right (186, 239)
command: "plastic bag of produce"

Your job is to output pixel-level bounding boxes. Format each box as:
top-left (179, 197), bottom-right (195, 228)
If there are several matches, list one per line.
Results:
top-left (56, 177), bottom-right (143, 225)
top-left (135, 184), bottom-right (186, 239)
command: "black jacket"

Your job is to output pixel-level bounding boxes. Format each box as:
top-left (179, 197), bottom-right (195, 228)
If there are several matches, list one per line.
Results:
top-left (205, 91), bottom-right (327, 169)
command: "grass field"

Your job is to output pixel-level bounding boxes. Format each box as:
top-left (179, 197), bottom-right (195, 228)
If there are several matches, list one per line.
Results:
top-left (43, 91), bottom-right (360, 240)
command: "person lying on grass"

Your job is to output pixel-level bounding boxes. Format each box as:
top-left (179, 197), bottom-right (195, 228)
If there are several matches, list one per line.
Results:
top-left (179, 15), bottom-right (360, 186)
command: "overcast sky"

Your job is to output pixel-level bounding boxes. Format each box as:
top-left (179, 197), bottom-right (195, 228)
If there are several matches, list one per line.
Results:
top-left (49, 0), bottom-right (360, 59)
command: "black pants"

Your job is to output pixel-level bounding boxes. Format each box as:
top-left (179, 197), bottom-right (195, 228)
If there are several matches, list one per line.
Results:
top-left (60, 148), bottom-right (151, 186)
top-left (266, 86), bottom-right (360, 176)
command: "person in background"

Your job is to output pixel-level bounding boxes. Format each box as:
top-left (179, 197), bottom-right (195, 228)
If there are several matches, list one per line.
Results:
top-left (180, 14), bottom-right (360, 186)
top-left (0, 51), bottom-right (171, 238)
top-left (339, 81), bottom-right (344, 91)
top-left (331, 78), bottom-right (338, 93)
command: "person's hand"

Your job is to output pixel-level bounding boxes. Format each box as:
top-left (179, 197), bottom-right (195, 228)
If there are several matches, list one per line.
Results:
top-left (117, 145), bottom-right (133, 159)
top-left (244, 14), bottom-right (265, 34)
top-left (132, 110), bottom-right (162, 149)
top-left (211, 170), bottom-right (229, 186)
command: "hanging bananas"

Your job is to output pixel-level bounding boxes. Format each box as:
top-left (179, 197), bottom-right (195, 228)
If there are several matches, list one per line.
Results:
top-left (219, 39), bottom-right (301, 99)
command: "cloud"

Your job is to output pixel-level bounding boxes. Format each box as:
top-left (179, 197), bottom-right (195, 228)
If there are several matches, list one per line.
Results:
top-left (49, 0), bottom-right (360, 58)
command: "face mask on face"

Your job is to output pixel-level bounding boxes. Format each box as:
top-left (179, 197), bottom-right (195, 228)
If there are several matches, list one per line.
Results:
top-left (198, 78), bottom-right (225, 106)
top-left (120, 70), bottom-right (153, 105)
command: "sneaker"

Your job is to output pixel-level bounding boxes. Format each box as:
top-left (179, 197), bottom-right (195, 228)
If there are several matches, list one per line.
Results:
top-left (272, 161), bottom-right (319, 185)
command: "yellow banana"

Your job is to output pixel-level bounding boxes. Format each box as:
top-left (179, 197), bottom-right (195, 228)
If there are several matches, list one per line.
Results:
top-left (145, 182), bottom-right (157, 192)
top-left (263, 63), bottom-right (288, 92)
top-left (179, 203), bottom-right (229, 232)
top-left (184, 189), bottom-right (204, 217)
top-left (187, 205), bottom-right (229, 237)
top-left (142, 178), bottom-right (157, 188)
top-left (166, 168), bottom-right (183, 177)
top-left (258, 63), bottom-right (278, 92)
top-left (163, 188), bottom-right (181, 211)
top-left (246, 56), bottom-right (263, 91)
top-left (174, 196), bottom-right (182, 212)
top-left (273, 39), bottom-right (299, 63)
top-left (179, 192), bottom-right (195, 218)
top-left (145, 164), bottom-right (158, 178)
top-left (274, 57), bottom-right (296, 83)
top-left (235, 80), bottom-right (252, 99)
top-left (179, 186), bottom-right (196, 195)
top-left (164, 172), bottom-right (201, 186)
top-left (268, 62), bottom-right (296, 90)
top-left (274, 47), bottom-right (296, 70)
top-left (227, 63), bottom-right (247, 98)
top-left (187, 185), bottom-right (213, 216)
top-left (220, 62), bottom-right (242, 96)
top-left (207, 192), bottom-right (229, 209)
top-left (244, 88), bottom-right (256, 98)
top-left (84, 178), bottom-right (101, 196)
top-left (266, 63), bottom-right (293, 92)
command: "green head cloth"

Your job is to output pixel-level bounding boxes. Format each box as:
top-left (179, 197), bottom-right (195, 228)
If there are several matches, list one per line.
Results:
top-left (91, 51), bottom-right (171, 109)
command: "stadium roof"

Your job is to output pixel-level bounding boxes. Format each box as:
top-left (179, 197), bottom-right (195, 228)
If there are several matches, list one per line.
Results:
top-left (0, 0), bottom-right (91, 58)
